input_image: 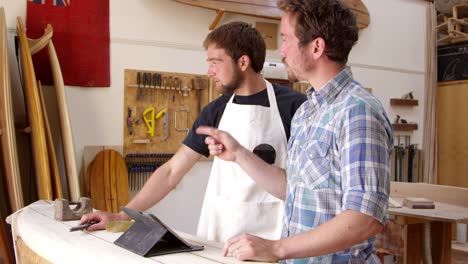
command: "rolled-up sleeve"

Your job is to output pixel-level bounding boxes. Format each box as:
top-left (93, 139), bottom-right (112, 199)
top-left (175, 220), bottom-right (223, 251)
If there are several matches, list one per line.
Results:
top-left (339, 103), bottom-right (392, 224)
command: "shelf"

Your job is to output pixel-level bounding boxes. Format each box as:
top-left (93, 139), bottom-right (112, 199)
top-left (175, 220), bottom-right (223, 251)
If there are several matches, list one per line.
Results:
top-left (392, 123), bottom-right (418, 131)
top-left (390, 98), bottom-right (419, 106)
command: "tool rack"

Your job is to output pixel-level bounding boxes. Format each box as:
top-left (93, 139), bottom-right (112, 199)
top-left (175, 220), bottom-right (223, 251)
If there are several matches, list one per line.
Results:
top-left (123, 69), bottom-right (212, 156)
top-left (123, 69), bottom-right (213, 195)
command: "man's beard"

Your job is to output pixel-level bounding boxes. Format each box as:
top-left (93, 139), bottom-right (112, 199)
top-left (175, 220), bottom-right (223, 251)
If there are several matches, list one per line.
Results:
top-left (282, 49), bottom-right (312, 83)
top-left (221, 66), bottom-right (244, 94)
top-left (282, 57), bottom-right (299, 83)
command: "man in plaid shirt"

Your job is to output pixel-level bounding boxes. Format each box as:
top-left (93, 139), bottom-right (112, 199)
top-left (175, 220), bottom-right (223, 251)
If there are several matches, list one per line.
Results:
top-left (197, 0), bottom-right (392, 262)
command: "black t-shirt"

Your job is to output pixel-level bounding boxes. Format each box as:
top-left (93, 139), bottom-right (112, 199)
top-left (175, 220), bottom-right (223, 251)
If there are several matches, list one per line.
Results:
top-left (183, 83), bottom-right (307, 157)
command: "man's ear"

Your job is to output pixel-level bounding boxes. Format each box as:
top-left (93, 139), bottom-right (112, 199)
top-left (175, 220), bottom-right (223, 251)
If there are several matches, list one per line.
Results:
top-left (237, 55), bottom-right (250, 71)
top-left (310, 37), bottom-right (325, 60)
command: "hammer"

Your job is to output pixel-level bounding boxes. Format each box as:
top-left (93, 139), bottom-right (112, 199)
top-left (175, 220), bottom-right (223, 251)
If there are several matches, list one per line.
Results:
top-left (192, 76), bottom-right (207, 115)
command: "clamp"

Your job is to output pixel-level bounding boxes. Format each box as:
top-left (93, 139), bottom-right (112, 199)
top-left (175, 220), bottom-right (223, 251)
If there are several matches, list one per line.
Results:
top-left (54, 197), bottom-right (92, 221)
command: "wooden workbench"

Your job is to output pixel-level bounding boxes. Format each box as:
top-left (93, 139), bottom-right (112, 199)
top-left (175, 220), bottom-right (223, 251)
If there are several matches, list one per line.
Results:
top-left (7, 200), bottom-right (273, 264)
top-left (389, 182), bottom-right (468, 263)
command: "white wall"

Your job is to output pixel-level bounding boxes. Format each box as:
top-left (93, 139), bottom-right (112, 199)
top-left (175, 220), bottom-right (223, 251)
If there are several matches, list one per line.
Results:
top-left (1, 0), bottom-right (429, 234)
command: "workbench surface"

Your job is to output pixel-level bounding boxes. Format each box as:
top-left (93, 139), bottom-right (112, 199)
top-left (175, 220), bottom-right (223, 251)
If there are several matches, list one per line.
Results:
top-left (388, 197), bottom-right (468, 223)
top-left (8, 200), bottom-right (273, 264)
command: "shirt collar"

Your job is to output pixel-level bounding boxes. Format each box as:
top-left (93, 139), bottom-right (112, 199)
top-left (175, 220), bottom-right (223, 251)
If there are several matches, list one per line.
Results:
top-left (306, 66), bottom-right (353, 106)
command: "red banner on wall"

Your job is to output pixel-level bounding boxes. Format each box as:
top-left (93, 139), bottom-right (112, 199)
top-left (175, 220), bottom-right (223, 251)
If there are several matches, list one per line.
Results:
top-left (26, 0), bottom-right (110, 87)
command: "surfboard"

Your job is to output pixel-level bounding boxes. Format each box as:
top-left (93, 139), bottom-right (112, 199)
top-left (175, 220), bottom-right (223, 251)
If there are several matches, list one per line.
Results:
top-left (0, 7), bottom-right (24, 212)
top-left (174, 0), bottom-right (370, 29)
top-left (17, 17), bottom-right (53, 200)
top-left (48, 40), bottom-right (80, 202)
top-left (37, 81), bottom-right (63, 199)
top-left (0, 215), bottom-right (12, 264)
top-left (89, 150), bottom-right (129, 213)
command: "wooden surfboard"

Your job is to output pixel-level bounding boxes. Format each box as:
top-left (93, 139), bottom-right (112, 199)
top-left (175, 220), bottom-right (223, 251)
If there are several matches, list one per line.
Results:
top-left (174, 0), bottom-right (370, 29)
top-left (0, 7), bottom-right (24, 212)
top-left (89, 150), bottom-right (129, 213)
top-left (47, 40), bottom-right (80, 202)
top-left (0, 217), bottom-right (12, 264)
top-left (17, 17), bottom-right (53, 200)
top-left (37, 81), bottom-right (63, 199)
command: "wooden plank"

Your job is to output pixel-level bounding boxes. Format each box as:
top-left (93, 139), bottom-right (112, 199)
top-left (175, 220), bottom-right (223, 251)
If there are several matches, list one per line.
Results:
top-left (37, 81), bottom-right (63, 199)
top-left (0, 218), bottom-right (12, 264)
top-left (83, 145), bottom-right (123, 197)
top-left (437, 81), bottom-right (468, 188)
top-left (174, 0), bottom-right (282, 20)
top-left (389, 98), bottom-right (418, 106)
top-left (113, 151), bottom-right (130, 213)
top-left (392, 123), bottom-right (418, 131)
top-left (173, 0), bottom-right (370, 29)
top-left (389, 182), bottom-right (468, 223)
top-left (17, 17), bottom-right (53, 200)
top-left (48, 40), bottom-right (80, 201)
top-left (89, 150), bottom-right (129, 213)
top-left (391, 182), bottom-right (468, 206)
top-left (0, 7), bottom-right (24, 211)
top-left (431, 222), bottom-right (452, 263)
top-left (390, 200), bottom-right (468, 223)
top-left (403, 223), bottom-right (422, 264)
top-left (89, 155), bottom-right (107, 211)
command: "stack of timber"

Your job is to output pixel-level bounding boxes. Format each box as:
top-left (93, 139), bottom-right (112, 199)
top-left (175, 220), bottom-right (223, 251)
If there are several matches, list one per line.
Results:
top-left (0, 7), bottom-right (23, 212)
top-left (438, 4), bottom-right (468, 44)
top-left (16, 17), bottom-right (80, 201)
top-left (1, 7), bottom-right (20, 263)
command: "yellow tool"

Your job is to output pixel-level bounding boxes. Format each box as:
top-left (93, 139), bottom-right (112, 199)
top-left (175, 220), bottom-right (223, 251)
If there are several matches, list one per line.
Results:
top-left (155, 107), bottom-right (167, 120)
top-left (143, 107), bottom-right (155, 137)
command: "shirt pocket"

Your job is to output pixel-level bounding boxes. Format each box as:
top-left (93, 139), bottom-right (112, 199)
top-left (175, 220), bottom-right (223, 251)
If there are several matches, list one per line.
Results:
top-left (299, 140), bottom-right (330, 189)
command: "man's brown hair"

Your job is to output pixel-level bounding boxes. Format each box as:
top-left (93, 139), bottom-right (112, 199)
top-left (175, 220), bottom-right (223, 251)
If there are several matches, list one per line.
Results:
top-left (203, 21), bottom-right (266, 73)
top-left (278, 0), bottom-right (358, 64)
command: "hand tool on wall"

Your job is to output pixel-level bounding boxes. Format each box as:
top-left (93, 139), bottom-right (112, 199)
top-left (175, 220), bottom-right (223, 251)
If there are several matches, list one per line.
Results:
top-left (193, 76), bottom-right (207, 115)
top-left (163, 109), bottom-right (169, 141)
top-left (142, 72), bottom-right (147, 101)
top-left (408, 144), bottom-right (415, 183)
top-left (152, 73), bottom-right (157, 103)
top-left (148, 73), bottom-right (155, 102)
top-left (402, 91), bottom-right (414, 99)
top-left (395, 145), bottom-right (405, 182)
top-left (144, 72), bottom-right (150, 101)
top-left (175, 106), bottom-right (190, 134)
top-left (136, 72), bottom-right (141, 101)
top-left (155, 107), bottom-right (169, 141)
top-left (127, 107), bottom-right (134, 135)
top-left (157, 74), bottom-right (162, 105)
top-left (162, 77), bottom-right (167, 105)
top-left (143, 107), bottom-right (155, 137)
top-left (155, 107), bottom-right (167, 120)
top-left (172, 77), bottom-right (179, 103)
top-left (166, 76), bottom-right (173, 104)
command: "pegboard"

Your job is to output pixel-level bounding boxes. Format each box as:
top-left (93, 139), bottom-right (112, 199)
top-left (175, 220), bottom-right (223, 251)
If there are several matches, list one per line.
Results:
top-left (123, 69), bottom-right (212, 155)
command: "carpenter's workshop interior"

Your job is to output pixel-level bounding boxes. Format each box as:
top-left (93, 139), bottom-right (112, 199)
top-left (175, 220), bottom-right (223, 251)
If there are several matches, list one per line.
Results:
top-left (0, 0), bottom-right (468, 263)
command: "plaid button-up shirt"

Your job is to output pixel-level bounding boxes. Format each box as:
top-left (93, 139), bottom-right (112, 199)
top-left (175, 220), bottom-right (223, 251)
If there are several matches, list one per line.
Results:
top-left (281, 67), bottom-right (392, 263)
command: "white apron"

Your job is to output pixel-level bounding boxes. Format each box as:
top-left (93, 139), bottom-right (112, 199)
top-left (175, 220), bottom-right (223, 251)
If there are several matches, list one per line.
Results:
top-left (197, 80), bottom-right (287, 242)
